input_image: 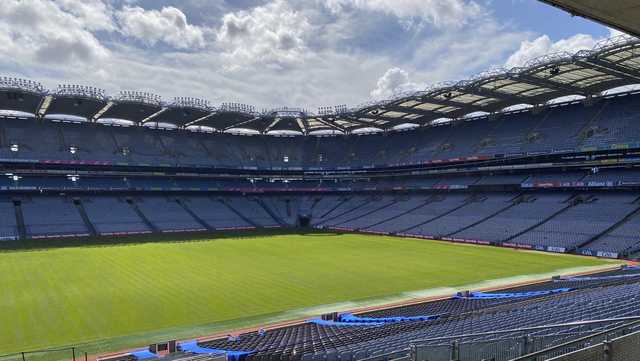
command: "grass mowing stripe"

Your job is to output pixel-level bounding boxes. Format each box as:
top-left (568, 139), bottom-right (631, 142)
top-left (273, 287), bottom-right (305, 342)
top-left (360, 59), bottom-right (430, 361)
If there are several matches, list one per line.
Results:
top-left (0, 233), bottom-right (615, 356)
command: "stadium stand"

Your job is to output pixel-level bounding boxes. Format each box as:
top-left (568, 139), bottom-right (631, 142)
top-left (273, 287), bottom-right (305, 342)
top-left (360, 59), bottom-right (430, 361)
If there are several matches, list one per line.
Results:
top-left (182, 266), bottom-right (640, 361)
top-left (403, 193), bottom-right (518, 237)
top-left (128, 196), bottom-right (204, 232)
top-left (178, 196), bottom-right (254, 230)
top-left (224, 197), bottom-right (280, 228)
top-left (81, 196), bottom-right (151, 235)
top-left (452, 193), bottom-right (573, 243)
top-left (20, 196), bottom-right (89, 238)
top-left (0, 197), bottom-right (18, 240)
top-left (508, 193), bottom-right (638, 251)
top-left (379, 194), bottom-right (471, 235)
top-left (1, 91), bottom-right (640, 170)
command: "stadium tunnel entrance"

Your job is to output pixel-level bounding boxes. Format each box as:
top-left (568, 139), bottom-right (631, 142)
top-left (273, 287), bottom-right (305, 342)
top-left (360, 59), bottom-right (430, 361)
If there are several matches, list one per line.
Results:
top-left (297, 214), bottom-right (311, 228)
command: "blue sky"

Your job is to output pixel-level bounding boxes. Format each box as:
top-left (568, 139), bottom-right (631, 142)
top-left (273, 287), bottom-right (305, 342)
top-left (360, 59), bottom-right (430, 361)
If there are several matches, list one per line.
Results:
top-left (489, 1), bottom-right (611, 39)
top-left (0, 0), bottom-right (624, 111)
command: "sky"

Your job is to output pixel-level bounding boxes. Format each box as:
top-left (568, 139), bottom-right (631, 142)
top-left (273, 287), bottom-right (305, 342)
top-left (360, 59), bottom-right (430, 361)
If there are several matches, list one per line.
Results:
top-left (0, 0), bottom-right (626, 112)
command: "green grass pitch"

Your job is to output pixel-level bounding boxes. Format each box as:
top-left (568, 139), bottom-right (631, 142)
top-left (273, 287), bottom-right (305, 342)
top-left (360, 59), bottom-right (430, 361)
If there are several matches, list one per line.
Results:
top-left (0, 232), bottom-right (614, 357)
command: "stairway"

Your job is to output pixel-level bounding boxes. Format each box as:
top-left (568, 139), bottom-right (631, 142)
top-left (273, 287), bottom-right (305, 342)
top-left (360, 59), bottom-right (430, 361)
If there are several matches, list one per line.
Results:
top-left (315, 198), bottom-right (374, 226)
top-left (55, 123), bottom-right (68, 156)
top-left (73, 199), bottom-right (98, 236)
top-left (255, 198), bottom-right (287, 227)
top-left (220, 199), bottom-right (260, 228)
top-left (176, 198), bottom-right (212, 231)
top-left (333, 199), bottom-right (399, 229)
top-left (448, 198), bottom-right (522, 237)
top-left (126, 198), bottom-right (158, 232)
top-left (575, 100), bottom-right (610, 147)
top-left (398, 196), bottom-right (476, 234)
top-left (319, 197), bottom-right (349, 219)
top-left (501, 196), bottom-right (579, 244)
top-left (362, 197), bottom-right (436, 230)
top-left (13, 200), bottom-right (27, 240)
top-left (575, 199), bottom-right (640, 254)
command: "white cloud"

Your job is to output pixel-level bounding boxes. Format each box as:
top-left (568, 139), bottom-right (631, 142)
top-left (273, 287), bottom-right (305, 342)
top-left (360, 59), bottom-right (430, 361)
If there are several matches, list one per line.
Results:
top-left (0, 0), bottom-right (110, 66)
top-left (116, 6), bottom-right (207, 49)
top-left (322, 0), bottom-right (483, 28)
top-left (386, 19), bottom-right (527, 90)
top-left (215, 0), bottom-right (312, 70)
top-left (370, 67), bottom-right (422, 100)
top-left (0, 0), bottom-right (528, 113)
top-left (56, 0), bottom-right (116, 32)
top-left (505, 34), bottom-right (599, 69)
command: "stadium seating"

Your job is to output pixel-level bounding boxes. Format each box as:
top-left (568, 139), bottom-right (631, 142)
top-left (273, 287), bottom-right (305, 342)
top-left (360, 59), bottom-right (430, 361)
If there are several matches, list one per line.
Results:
top-left (325, 196), bottom-right (398, 229)
top-left (179, 196), bottom-right (254, 230)
top-left (311, 192), bottom-right (640, 257)
top-left (81, 196), bottom-right (151, 235)
top-left (223, 197), bottom-right (280, 228)
top-left (508, 193), bottom-right (638, 250)
top-left (2, 92), bottom-right (640, 169)
top-left (191, 267), bottom-right (640, 361)
top-left (404, 193), bottom-right (517, 237)
top-left (133, 196), bottom-right (205, 232)
top-left (0, 197), bottom-right (18, 240)
top-left (1, 90), bottom-right (640, 262)
top-left (20, 196), bottom-right (89, 238)
top-left (453, 193), bottom-right (572, 243)
top-left (580, 205), bottom-right (640, 255)
top-left (4, 189), bottom-right (639, 260)
top-left (368, 194), bottom-right (470, 234)
top-left (260, 196), bottom-right (300, 226)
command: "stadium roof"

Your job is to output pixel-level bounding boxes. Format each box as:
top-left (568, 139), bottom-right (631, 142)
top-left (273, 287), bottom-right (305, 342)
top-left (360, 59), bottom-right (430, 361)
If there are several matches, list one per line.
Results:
top-left (538, 0), bottom-right (640, 37)
top-left (1, 35), bottom-right (640, 135)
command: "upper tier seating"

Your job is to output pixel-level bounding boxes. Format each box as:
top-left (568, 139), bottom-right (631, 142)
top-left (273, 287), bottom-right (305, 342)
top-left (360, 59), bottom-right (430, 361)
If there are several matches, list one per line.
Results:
top-left (2, 92), bottom-right (640, 170)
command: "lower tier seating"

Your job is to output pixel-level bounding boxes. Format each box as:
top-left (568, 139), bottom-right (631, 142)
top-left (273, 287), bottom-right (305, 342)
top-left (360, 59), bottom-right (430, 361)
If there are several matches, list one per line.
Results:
top-left (21, 196), bottom-right (88, 238)
top-left (193, 267), bottom-right (640, 361)
top-left (4, 191), bottom-right (639, 259)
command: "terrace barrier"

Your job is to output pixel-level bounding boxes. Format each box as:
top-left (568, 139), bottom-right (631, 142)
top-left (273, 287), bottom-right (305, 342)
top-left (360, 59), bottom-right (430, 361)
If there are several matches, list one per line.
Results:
top-left (359, 316), bottom-right (640, 361)
top-left (0, 347), bottom-right (88, 361)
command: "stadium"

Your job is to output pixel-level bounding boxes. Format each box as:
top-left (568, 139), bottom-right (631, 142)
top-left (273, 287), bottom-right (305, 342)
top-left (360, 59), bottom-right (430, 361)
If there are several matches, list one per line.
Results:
top-left (2, 1), bottom-right (640, 361)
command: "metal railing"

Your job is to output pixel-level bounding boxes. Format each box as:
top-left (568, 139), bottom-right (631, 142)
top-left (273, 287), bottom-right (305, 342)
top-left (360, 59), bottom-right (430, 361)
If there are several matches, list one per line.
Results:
top-left (0, 347), bottom-right (90, 361)
top-left (357, 316), bottom-right (640, 361)
top-left (512, 318), bottom-right (640, 361)
top-left (543, 330), bottom-right (640, 361)
top-left (4, 318), bottom-right (640, 361)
